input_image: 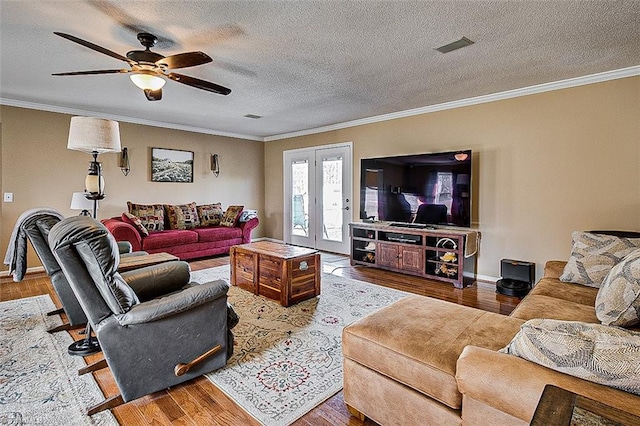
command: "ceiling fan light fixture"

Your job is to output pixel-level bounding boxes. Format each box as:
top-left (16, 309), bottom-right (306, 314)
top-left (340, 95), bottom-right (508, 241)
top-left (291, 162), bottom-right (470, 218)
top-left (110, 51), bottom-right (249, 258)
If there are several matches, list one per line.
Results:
top-left (130, 72), bottom-right (166, 91)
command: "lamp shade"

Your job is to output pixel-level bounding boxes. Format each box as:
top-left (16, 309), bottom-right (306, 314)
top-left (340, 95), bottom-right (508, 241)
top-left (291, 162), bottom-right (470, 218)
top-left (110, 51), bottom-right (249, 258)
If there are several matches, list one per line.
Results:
top-left (67, 117), bottom-right (121, 153)
top-left (70, 192), bottom-right (98, 211)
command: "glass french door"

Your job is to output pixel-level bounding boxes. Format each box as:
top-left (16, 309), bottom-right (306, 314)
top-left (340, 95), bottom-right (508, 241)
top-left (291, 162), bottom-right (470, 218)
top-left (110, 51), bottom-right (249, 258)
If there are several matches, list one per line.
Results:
top-left (284, 143), bottom-right (352, 254)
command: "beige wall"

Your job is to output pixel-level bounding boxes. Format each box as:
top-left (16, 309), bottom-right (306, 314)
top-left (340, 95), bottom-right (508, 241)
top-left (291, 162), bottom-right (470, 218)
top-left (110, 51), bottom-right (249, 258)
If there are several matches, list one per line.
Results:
top-left (3, 77), bottom-right (639, 280)
top-left (264, 76), bottom-right (640, 280)
top-left (1, 106), bottom-right (264, 270)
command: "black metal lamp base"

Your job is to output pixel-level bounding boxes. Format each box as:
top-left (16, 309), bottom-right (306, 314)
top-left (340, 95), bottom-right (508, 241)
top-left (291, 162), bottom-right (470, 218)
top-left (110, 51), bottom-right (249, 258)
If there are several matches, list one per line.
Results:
top-left (68, 337), bottom-right (101, 356)
top-left (496, 279), bottom-right (531, 297)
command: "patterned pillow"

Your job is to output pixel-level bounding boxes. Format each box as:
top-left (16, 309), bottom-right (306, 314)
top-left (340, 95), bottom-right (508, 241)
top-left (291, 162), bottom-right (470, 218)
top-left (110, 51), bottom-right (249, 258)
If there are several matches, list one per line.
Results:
top-left (127, 202), bottom-right (165, 232)
top-left (239, 209), bottom-right (258, 222)
top-left (121, 212), bottom-right (150, 237)
top-left (559, 231), bottom-right (640, 287)
top-left (596, 249), bottom-right (640, 327)
top-left (164, 203), bottom-right (200, 230)
top-left (500, 319), bottom-right (640, 396)
top-left (197, 203), bottom-right (224, 226)
top-left (220, 205), bottom-right (244, 227)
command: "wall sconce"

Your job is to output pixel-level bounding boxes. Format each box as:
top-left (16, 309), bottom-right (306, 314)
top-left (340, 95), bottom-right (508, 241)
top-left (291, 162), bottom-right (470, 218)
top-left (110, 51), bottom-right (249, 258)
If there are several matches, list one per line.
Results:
top-left (211, 154), bottom-right (220, 177)
top-left (120, 147), bottom-right (130, 176)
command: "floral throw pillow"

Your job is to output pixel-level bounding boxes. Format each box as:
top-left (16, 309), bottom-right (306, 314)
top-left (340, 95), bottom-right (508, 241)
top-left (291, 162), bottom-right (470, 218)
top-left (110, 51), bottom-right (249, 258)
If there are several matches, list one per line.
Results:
top-left (127, 202), bottom-right (165, 232)
top-left (596, 249), bottom-right (640, 327)
top-left (197, 203), bottom-right (224, 226)
top-left (121, 212), bottom-right (149, 237)
top-left (164, 202), bottom-right (200, 230)
top-left (559, 231), bottom-right (640, 287)
top-left (220, 205), bottom-right (244, 227)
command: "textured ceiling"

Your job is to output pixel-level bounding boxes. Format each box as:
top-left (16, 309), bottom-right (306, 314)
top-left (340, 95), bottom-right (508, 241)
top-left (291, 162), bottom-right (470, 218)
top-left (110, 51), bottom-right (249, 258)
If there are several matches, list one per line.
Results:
top-left (1, 1), bottom-right (640, 141)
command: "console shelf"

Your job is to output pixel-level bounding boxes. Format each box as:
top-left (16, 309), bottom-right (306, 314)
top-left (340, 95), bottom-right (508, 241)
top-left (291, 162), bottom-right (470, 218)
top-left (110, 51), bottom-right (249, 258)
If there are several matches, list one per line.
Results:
top-left (350, 222), bottom-right (477, 288)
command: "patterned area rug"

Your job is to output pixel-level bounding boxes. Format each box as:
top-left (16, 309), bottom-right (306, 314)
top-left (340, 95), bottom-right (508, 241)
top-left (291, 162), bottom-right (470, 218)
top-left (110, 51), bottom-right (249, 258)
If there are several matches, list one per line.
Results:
top-left (0, 295), bottom-right (117, 426)
top-left (192, 265), bottom-right (409, 426)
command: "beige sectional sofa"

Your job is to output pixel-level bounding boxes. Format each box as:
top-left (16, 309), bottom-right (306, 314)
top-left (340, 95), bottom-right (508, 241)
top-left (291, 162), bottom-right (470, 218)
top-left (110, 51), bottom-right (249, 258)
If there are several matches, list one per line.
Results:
top-left (342, 260), bottom-right (640, 425)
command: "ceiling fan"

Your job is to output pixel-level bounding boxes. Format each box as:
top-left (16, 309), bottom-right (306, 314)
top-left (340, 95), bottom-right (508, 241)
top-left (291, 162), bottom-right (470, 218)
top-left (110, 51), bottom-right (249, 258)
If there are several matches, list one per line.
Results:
top-left (52, 32), bottom-right (231, 101)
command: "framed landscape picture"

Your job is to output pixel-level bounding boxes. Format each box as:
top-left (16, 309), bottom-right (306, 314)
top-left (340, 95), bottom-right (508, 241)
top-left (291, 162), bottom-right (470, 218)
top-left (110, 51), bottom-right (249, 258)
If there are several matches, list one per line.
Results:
top-left (151, 148), bottom-right (194, 183)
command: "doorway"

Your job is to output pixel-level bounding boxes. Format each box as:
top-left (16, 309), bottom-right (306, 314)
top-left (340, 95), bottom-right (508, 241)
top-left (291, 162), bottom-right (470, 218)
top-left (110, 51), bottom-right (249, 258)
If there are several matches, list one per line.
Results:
top-left (283, 143), bottom-right (352, 254)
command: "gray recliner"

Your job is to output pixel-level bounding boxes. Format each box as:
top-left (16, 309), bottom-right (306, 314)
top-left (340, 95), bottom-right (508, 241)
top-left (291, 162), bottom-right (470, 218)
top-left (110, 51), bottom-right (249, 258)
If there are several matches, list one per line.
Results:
top-left (48, 216), bottom-right (237, 415)
top-left (22, 213), bottom-right (144, 334)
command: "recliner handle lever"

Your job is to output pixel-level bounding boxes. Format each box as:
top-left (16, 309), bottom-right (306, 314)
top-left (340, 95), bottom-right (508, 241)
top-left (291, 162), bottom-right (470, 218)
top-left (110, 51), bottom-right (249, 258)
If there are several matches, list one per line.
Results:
top-left (174, 345), bottom-right (222, 376)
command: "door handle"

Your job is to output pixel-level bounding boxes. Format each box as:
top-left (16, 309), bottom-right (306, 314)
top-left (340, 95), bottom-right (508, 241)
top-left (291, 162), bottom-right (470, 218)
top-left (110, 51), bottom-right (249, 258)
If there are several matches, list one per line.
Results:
top-left (344, 206), bottom-right (350, 211)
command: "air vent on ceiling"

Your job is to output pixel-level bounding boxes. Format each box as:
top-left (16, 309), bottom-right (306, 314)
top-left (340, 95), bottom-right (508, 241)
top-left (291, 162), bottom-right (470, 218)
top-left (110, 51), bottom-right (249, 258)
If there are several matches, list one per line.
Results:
top-left (435, 37), bottom-right (474, 54)
top-left (244, 114), bottom-right (263, 119)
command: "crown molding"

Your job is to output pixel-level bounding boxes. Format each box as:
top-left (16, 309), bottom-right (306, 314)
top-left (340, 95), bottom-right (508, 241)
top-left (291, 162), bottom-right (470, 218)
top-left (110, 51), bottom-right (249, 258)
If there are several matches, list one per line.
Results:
top-left (264, 65), bottom-right (640, 142)
top-left (3, 65), bottom-right (638, 143)
top-left (0, 98), bottom-right (264, 142)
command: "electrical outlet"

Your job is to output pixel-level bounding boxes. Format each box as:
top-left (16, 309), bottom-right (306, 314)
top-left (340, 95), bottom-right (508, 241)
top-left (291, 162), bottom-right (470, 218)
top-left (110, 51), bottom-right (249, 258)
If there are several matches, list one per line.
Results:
top-left (3, 192), bottom-right (13, 202)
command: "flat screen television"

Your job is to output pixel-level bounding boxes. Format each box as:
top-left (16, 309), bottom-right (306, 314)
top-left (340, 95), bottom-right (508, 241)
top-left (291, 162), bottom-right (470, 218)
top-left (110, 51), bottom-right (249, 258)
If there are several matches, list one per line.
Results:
top-left (359, 150), bottom-right (472, 227)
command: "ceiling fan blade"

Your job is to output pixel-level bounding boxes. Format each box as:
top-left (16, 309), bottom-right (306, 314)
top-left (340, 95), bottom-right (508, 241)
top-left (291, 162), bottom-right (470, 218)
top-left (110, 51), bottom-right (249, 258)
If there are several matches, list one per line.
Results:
top-left (144, 89), bottom-right (162, 101)
top-left (52, 69), bottom-right (130, 76)
top-left (54, 32), bottom-right (133, 64)
top-left (167, 72), bottom-right (231, 95)
top-left (156, 52), bottom-right (212, 70)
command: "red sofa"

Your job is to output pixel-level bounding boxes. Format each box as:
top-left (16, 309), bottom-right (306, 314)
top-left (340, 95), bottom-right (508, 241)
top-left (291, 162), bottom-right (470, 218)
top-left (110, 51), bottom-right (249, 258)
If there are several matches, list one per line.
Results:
top-left (102, 216), bottom-right (258, 260)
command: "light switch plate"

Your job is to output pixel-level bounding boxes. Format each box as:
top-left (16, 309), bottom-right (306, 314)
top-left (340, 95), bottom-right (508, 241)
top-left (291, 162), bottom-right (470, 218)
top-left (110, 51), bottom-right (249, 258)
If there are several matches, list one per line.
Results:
top-left (3, 192), bottom-right (14, 202)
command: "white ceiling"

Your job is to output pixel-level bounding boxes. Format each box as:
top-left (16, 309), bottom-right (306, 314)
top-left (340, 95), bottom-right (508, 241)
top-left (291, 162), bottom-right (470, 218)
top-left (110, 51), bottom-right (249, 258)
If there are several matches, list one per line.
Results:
top-left (1, 1), bottom-right (640, 141)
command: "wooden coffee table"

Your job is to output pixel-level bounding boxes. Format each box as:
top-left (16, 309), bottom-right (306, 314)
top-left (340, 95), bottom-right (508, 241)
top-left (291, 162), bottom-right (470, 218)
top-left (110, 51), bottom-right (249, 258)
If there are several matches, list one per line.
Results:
top-left (118, 252), bottom-right (179, 272)
top-left (230, 241), bottom-right (320, 307)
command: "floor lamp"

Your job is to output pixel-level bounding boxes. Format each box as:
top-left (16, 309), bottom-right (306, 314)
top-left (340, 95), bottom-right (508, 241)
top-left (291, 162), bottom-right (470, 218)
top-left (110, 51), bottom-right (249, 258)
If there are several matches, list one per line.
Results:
top-left (66, 116), bottom-right (121, 356)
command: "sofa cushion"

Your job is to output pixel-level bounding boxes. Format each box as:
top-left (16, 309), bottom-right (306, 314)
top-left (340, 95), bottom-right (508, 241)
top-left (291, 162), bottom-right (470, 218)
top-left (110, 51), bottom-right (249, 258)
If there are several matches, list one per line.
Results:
top-left (560, 231), bottom-right (640, 287)
top-left (164, 202), bottom-right (200, 230)
top-left (509, 294), bottom-right (598, 323)
top-left (141, 229), bottom-right (198, 251)
top-left (127, 202), bottom-right (165, 232)
top-left (342, 296), bottom-right (524, 410)
top-left (500, 319), bottom-right (640, 396)
top-left (197, 203), bottom-right (224, 226)
top-left (527, 277), bottom-right (598, 307)
top-left (220, 205), bottom-right (244, 227)
top-left (596, 249), bottom-right (640, 327)
top-left (193, 226), bottom-right (242, 243)
top-left (121, 212), bottom-right (149, 237)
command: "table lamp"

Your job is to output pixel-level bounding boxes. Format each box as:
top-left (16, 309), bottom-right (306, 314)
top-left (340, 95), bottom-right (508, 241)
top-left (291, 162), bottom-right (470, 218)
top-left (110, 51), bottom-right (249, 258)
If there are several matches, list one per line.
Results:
top-left (70, 192), bottom-right (98, 217)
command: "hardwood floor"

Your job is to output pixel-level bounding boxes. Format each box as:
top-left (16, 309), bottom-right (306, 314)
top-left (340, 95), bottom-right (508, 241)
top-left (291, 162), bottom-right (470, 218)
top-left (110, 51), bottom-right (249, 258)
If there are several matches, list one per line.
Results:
top-left (1, 253), bottom-right (521, 425)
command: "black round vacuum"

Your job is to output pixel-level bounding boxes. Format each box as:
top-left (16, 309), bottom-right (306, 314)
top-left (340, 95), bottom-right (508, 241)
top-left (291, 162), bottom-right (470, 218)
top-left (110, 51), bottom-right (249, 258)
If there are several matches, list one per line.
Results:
top-left (496, 278), bottom-right (531, 297)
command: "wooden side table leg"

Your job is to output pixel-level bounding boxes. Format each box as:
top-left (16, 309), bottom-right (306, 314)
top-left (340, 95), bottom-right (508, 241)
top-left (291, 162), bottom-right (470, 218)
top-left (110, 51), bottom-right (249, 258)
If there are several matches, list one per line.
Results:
top-left (229, 247), bottom-right (236, 286)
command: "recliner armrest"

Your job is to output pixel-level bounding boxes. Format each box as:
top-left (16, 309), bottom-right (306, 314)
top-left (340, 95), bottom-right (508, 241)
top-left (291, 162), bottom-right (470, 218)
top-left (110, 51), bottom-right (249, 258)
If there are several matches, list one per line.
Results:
top-left (117, 241), bottom-right (133, 254)
top-left (121, 251), bottom-right (149, 258)
top-left (120, 261), bottom-right (190, 301)
top-left (116, 279), bottom-right (230, 325)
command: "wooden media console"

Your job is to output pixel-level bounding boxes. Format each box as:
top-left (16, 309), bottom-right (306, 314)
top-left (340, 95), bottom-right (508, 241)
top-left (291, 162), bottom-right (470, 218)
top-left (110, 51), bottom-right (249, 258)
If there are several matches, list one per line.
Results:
top-left (350, 222), bottom-right (478, 288)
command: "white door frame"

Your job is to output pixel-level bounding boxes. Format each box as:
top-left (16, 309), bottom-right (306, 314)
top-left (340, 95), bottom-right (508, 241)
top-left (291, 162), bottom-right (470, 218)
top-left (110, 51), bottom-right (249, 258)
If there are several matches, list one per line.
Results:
top-left (283, 142), bottom-right (353, 254)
